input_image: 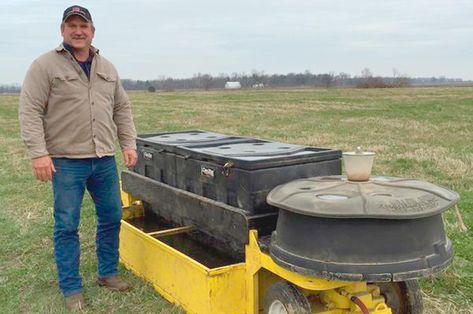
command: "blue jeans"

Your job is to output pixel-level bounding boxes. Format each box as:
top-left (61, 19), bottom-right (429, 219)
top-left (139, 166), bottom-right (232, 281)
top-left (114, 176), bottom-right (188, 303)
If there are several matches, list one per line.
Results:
top-left (52, 156), bottom-right (122, 296)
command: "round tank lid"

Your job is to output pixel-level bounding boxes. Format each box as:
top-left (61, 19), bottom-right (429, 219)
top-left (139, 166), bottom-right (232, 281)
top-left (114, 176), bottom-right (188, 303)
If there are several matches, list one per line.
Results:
top-left (267, 176), bottom-right (459, 219)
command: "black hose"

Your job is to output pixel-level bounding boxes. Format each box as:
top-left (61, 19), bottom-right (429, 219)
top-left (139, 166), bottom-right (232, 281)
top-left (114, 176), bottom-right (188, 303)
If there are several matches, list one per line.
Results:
top-left (350, 296), bottom-right (370, 314)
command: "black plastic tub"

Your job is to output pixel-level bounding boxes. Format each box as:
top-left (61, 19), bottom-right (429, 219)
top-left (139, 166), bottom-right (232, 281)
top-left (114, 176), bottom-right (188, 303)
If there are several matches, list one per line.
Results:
top-left (133, 130), bottom-right (342, 214)
top-left (266, 176), bottom-right (459, 282)
top-left (174, 141), bottom-right (342, 213)
top-left (270, 212), bottom-right (453, 282)
top-left (134, 130), bottom-right (250, 187)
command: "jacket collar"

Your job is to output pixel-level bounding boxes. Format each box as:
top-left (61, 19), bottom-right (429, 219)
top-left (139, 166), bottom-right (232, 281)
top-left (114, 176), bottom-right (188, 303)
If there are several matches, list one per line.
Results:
top-left (55, 43), bottom-right (99, 55)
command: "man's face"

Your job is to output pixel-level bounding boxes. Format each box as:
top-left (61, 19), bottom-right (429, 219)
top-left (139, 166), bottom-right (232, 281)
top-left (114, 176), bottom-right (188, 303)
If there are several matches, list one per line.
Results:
top-left (61, 15), bottom-right (95, 51)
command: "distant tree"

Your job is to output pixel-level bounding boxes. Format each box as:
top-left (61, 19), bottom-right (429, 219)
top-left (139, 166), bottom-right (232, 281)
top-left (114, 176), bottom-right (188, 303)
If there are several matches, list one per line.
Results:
top-left (357, 68), bottom-right (388, 88)
top-left (398, 77), bottom-right (411, 87)
top-left (0, 84), bottom-right (21, 93)
top-left (251, 70), bottom-right (265, 85)
top-left (338, 72), bottom-right (350, 80)
top-left (231, 72), bottom-right (239, 81)
top-left (320, 73), bottom-right (335, 88)
top-left (361, 68), bottom-right (373, 79)
top-left (216, 73), bottom-right (230, 88)
top-left (336, 72), bottom-right (351, 86)
top-left (239, 72), bottom-right (252, 87)
top-left (147, 86), bottom-right (156, 92)
top-left (162, 78), bottom-right (174, 92)
top-left (193, 73), bottom-right (213, 90)
top-left (392, 68), bottom-right (411, 87)
top-left (201, 74), bottom-right (213, 90)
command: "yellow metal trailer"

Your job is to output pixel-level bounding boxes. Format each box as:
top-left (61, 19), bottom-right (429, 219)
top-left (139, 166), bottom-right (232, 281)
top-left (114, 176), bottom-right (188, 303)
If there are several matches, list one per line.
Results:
top-left (120, 191), bottom-right (393, 314)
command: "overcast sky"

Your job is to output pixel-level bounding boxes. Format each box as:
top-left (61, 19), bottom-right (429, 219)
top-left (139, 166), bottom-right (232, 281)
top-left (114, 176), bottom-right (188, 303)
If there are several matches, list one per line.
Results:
top-left (1, 0), bottom-right (472, 84)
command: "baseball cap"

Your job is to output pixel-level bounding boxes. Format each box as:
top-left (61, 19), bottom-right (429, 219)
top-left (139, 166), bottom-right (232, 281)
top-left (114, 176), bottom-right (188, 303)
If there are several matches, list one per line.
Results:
top-left (62, 5), bottom-right (93, 23)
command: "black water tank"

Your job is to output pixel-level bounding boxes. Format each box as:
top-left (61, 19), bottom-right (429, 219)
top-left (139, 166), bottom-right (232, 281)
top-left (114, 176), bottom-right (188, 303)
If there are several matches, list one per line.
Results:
top-left (267, 176), bottom-right (459, 282)
top-left (174, 140), bottom-right (341, 213)
top-left (134, 130), bottom-right (342, 214)
top-left (134, 130), bottom-right (248, 186)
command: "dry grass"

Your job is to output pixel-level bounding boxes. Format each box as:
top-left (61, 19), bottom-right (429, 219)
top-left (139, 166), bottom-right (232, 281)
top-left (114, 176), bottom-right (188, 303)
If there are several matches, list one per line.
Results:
top-left (395, 147), bottom-right (473, 181)
top-left (424, 293), bottom-right (473, 314)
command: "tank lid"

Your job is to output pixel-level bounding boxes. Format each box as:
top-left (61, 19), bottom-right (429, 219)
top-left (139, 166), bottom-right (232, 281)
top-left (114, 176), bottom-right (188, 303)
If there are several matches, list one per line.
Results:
top-left (143, 130), bottom-right (229, 144)
top-left (196, 141), bottom-right (305, 157)
top-left (267, 176), bottom-right (459, 219)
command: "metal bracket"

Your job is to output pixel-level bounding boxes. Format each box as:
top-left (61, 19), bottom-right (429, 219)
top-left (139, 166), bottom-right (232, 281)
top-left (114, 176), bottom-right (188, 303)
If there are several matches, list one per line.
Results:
top-left (223, 161), bottom-right (234, 177)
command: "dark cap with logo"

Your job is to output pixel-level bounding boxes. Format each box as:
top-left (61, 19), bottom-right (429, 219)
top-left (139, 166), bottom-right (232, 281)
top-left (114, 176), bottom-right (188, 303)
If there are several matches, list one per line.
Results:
top-left (62, 5), bottom-right (93, 23)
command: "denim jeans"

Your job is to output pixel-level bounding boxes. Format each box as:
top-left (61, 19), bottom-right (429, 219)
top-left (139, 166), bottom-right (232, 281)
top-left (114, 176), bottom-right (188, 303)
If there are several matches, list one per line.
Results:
top-left (51, 156), bottom-right (122, 296)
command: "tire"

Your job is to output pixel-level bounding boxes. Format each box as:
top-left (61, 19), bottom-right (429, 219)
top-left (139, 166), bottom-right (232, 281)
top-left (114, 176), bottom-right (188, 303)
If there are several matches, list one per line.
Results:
top-left (264, 281), bottom-right (311, 314)
top-left (378, 280), bottom-right (423, 314)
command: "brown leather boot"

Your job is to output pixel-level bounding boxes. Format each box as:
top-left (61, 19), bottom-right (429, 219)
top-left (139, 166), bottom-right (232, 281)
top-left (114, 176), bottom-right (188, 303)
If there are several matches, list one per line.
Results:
top-left (97, 275), bottom-right (132, 291)
top-left (64, 293), bottom-right (85, 311)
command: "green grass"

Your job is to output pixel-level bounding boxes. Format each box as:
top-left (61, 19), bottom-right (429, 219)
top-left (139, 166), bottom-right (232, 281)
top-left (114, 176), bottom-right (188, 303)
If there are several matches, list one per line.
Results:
top-left (1, 87), bottom-right (472, 313)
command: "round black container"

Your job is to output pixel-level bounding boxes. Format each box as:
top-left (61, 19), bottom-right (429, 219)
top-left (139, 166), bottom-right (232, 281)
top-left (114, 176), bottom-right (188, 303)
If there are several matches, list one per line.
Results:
top-left (267, 176), bottom-right (459, 282)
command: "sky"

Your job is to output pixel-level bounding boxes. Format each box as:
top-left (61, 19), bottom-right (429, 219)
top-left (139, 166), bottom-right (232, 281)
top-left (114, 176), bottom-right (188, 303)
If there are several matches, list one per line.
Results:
top-left (1, 0), bottom-right (472, 84)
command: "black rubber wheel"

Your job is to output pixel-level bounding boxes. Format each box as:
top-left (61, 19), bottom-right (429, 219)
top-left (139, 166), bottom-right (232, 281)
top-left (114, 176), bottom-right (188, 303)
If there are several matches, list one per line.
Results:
top-left (378, 280), bottom-right (423, 314)
top-left (263, 281), bottom-right (311, 314)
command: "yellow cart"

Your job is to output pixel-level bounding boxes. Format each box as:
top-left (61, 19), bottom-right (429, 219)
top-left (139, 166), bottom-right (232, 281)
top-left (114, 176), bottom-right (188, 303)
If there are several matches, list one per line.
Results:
top-left (119, 191), bottom-right (406, 314)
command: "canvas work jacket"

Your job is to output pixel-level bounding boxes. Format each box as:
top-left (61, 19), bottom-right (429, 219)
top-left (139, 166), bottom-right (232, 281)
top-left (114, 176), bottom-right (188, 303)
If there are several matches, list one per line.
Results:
top-left (19, 43), bottom-right (137, 159)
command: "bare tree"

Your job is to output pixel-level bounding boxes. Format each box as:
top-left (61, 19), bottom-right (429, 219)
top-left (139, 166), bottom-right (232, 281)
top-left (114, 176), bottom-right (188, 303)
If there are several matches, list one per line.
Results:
top-left (392, 68), bottom-right (411, 87)
top-left (357, 68), bottom-right (388, 88)
top-left (320, 73), bottom-right (335, 88)
top-left (251, 70), bottom-right (265, 85)
top-left (361, 68), bottom-right (373, 78)
top-left (162, 78), bottom-right (174, 92)
top-left (200, 74), bottom-right (213, 90)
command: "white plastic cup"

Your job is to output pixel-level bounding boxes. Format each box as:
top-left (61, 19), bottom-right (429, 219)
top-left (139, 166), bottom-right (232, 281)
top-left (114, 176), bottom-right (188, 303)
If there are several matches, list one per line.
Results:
top-left (343, 148), bottom-right (375, 181)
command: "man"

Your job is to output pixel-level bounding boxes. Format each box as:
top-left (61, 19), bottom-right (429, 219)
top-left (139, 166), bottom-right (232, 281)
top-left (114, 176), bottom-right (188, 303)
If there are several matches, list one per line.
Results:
top-left (19, 5), bottom-right (137, 310)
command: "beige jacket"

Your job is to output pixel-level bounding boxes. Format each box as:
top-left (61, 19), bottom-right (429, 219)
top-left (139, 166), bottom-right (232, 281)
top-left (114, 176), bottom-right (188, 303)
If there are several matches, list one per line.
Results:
top-left (19, 43), bottom-right (136, 159)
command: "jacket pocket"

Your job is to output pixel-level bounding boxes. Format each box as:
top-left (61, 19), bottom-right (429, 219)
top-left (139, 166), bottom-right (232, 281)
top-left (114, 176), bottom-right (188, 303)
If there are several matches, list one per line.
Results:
top-left (52, 73), bottom-right (80, 87)
top-left (96, 72), bottom-right (117, 96)
top-left (97, 72), bottom-right (117, 83)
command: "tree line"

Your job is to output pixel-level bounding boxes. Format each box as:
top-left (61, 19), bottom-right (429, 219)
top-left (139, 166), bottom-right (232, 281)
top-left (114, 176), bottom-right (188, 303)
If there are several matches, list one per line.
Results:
top-left (122, 69), bottom-right (471, 91)
top-left (1, 69), bottom-right (470, 93)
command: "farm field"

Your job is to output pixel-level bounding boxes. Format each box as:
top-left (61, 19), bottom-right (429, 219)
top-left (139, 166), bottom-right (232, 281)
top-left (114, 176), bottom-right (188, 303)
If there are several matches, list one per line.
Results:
top-left (0, 86), bottom-right (472, 313)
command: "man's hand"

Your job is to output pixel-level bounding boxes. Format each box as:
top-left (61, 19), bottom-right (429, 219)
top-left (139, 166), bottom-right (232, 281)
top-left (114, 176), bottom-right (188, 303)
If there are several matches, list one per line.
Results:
top-left (123, 149), bottom-right (137, 169)
top-left (32, 155), bottom-right (56, 182)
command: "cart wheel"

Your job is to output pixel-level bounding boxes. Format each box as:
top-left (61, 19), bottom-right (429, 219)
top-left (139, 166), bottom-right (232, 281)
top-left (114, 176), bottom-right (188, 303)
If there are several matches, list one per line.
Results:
top-left (378, 280), bottom-right (423, 314)
top-left (264, 281), bottom-right (311, 314)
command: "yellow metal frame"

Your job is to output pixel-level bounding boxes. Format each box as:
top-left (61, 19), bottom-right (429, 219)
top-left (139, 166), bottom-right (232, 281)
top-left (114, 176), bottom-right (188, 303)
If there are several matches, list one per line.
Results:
top-left (119, 190), bottom-right (392, 314)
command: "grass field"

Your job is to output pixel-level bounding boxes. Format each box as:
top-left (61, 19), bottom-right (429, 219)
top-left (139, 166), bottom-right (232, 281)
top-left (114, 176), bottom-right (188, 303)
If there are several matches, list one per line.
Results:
top-left (1, 86), bottom-right (472, 313)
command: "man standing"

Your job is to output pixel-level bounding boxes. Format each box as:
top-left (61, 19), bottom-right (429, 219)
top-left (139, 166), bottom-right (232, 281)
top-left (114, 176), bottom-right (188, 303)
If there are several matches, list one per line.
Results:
top-left (19, 6), bottom-right (137, 310)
